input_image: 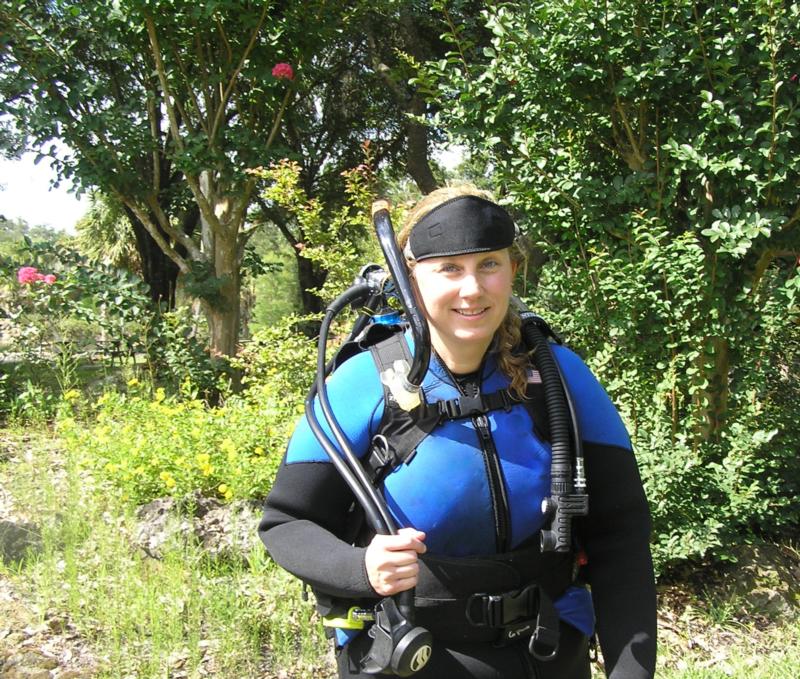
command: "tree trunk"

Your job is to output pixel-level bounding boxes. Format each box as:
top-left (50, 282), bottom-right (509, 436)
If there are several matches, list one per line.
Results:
top-left (126, 207), bottom-right (180, 307)
top-left (295, 253), bottom-right (325, 316)
top-left (406, 94), bottom-right (439, 195)
top-left (207, 231), bottom-right (241, 358)
top-left (694, 335), bottom-right (730, 444)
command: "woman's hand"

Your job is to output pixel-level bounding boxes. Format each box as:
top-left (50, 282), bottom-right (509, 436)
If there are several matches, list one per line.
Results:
top-left (364, 527), bottom-right (427, 596)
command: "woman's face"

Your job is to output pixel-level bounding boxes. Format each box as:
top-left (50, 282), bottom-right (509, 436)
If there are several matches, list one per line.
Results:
top-left (412, 248), bottom-right (516, 365)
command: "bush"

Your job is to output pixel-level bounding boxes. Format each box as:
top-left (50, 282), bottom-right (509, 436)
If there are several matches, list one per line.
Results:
top-left (58, 316), bottom-right (317, 505)
top-left (59, 386), bottom-right (290, 505)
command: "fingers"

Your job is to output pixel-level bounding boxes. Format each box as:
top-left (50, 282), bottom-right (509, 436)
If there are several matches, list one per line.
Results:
top-left (364, 528), bottom-right (427, 596)
top-left (394, 527), bottom-right (427, 553)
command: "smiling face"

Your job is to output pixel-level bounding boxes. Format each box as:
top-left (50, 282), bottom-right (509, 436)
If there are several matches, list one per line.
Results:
top-left (412, 248), bottom-right (517, 373)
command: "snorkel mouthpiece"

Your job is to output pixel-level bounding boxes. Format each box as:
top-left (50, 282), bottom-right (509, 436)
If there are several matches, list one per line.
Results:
top-left (379, 359), bottom-right (421, 411)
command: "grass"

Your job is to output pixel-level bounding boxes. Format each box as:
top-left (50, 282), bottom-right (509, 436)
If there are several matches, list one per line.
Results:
top-left (1, 426), bottom-right (334, 679)
top-left (2, 424), bottom-right (799, 679)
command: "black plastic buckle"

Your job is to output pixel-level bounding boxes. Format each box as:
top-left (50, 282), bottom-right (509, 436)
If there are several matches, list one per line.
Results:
top-left (466, 585), bottom-right (538, 628)
top-left (439, 399), bottom-right (460, 419)
top-left (458, 393), bottom-right (485, 417)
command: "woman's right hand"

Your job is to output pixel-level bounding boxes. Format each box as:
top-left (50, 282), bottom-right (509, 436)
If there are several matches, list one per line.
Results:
top-left (364, 527), bottom-right (427, 596)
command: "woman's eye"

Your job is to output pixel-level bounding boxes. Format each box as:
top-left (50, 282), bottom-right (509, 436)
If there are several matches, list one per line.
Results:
top-left (481, 260), bottom-right (499, 270)
top-left (439, 264), bottom-right (460, 273)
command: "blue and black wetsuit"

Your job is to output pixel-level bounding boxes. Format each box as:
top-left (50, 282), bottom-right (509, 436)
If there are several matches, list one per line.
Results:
top-left (260, 337), bottom-right (656, 679)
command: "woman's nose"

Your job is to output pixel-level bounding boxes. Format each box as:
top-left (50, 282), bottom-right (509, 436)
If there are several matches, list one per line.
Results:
top-left (459, 273), bottom-right (481, 297)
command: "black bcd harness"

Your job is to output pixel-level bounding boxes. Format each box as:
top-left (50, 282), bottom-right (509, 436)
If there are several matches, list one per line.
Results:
top-left (322, 317), bottom-right (585, 661)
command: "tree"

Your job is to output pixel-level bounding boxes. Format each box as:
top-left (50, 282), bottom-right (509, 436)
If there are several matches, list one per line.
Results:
top-left (1, 0), bottom-right (342, 356)
top-left (420, 0), bottom-right (800, 565)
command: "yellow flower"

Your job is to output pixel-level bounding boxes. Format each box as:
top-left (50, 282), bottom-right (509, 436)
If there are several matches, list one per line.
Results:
top-left (254, 446), bottom-right (265, 456)
top-left (218, 483), bottom-right (229, 494)
top-left (63, 389), bottom-right (80, 402)
top-left (127, 378), bottom-right (140, 387)
top-left (159, 471), bottom-right (176, 489)
top-left (154, 387), bottom-right (166, 403)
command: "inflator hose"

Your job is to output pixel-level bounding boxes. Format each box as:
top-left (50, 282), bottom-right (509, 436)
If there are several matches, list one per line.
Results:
top-left (305, 283), bottom-right (395, 534)
top-left (518, 312), bottom-right (588, 552)
top-left (304, 271), bottom-right (432, 674)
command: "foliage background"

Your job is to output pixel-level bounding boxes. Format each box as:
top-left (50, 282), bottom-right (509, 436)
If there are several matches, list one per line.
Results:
top-left (415, 0), bottom-right (800, 568)
top-left (1, 0), bottom-right (798, 638)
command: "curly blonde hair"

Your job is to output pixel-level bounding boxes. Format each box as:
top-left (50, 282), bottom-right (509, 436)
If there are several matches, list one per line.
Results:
top-left (398, 185), bottom-right (530, 399)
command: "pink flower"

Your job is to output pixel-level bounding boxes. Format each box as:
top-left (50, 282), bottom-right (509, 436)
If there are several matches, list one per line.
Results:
top-left (17, 266), bottom-right (40, 284)
top-left (272, 62), bottom-right (294, 81)
top-left (16, 266), bottom-right (56, 285)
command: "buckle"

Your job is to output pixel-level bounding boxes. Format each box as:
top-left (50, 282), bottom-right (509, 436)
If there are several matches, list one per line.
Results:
top-left (466, 585), bottom-right (538, 628)
top-left (458, 393), bottom-right (485, 417)
top-left (439, 399), bottom-right (460, 419)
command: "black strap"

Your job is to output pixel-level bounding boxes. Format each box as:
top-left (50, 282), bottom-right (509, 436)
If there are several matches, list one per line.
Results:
top-left (368, 332), bottom-right (415, 406)
top-left (411, 546), bottom-right (574, 646)
top-left (365, 334), bottom-right (554, 484)
top-left (419, 388), bottom-right (513, 420)
top-left (465, 584), bottom-right (560, 657)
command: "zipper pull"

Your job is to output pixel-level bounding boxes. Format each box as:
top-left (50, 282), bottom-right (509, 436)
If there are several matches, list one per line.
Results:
top-left (475, 414), bottom-right (491, 440)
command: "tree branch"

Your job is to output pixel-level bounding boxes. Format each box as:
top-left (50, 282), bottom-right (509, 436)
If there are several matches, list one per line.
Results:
top-left (210, 4), bottom-right (268, 142)
top-left (144, 192), bottom-right (203, 261)
top-left (119, 193), bottom-right (191, 273)
top-left (145, 13), bottom-right (222, 236)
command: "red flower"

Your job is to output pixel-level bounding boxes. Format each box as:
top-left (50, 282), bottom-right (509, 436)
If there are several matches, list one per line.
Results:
top-left (17, 266), bottom-right (40, 284)
top-left (272, 62), bottom-right (294, 81)
top-left (16, 266), bottom-right (56, 285)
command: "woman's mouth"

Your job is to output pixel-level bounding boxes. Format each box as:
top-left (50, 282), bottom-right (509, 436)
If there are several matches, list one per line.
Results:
top-left (455, 308), bottom-right (488, 317)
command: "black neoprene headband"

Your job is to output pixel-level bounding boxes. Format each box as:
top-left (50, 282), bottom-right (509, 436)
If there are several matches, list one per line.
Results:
top-left (404, 195), bottom-right (517, 262)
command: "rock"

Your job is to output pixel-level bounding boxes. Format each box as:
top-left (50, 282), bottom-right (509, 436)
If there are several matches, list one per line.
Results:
top-left (133, 495), bottom-right (262, 564)
top-left (195, 500), bottom-right (262, 563)
top-left (0, 520), bottom-right (42, 565)
top-left (723, 543), bottom-right (800, 621)
top-left (132, 498), bottom-right (193, 559)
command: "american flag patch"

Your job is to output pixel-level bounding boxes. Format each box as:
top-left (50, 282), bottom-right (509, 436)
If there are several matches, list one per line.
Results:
top-left (526, 368), bottom-right (542, 384)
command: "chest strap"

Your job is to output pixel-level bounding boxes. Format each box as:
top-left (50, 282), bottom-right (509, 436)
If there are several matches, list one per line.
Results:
top-left (366, 336), bottom-right (552, 484)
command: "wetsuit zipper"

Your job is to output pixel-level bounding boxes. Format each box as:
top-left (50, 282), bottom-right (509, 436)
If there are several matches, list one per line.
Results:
top-left (473, 413), bottom-right (511, 553)
top-left (437, 352), bottom-right (512, 554)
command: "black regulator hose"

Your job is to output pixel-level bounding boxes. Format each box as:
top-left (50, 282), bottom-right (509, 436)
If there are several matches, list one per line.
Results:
top-left (305, 283), bottom-right (393, 534)
top-left (514, 302), bottom-right (588, 552)
top-left (304, 236), bottom-right (433, 675)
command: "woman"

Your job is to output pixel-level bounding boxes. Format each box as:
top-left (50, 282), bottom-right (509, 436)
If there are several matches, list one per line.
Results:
top-left (259, 186), bottom-right (657, 678)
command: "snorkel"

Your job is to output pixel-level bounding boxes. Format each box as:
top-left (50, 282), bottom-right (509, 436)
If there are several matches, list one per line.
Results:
top-left (303, 200), bottom-right (432, 676)
top-left (372, 200), bottom-right (431, 410)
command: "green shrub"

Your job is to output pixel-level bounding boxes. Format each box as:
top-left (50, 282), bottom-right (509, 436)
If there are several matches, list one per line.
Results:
top-left (58, 315), bottom-right (317, 505)
top-left (59, 387), bottom-right (289, 504)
